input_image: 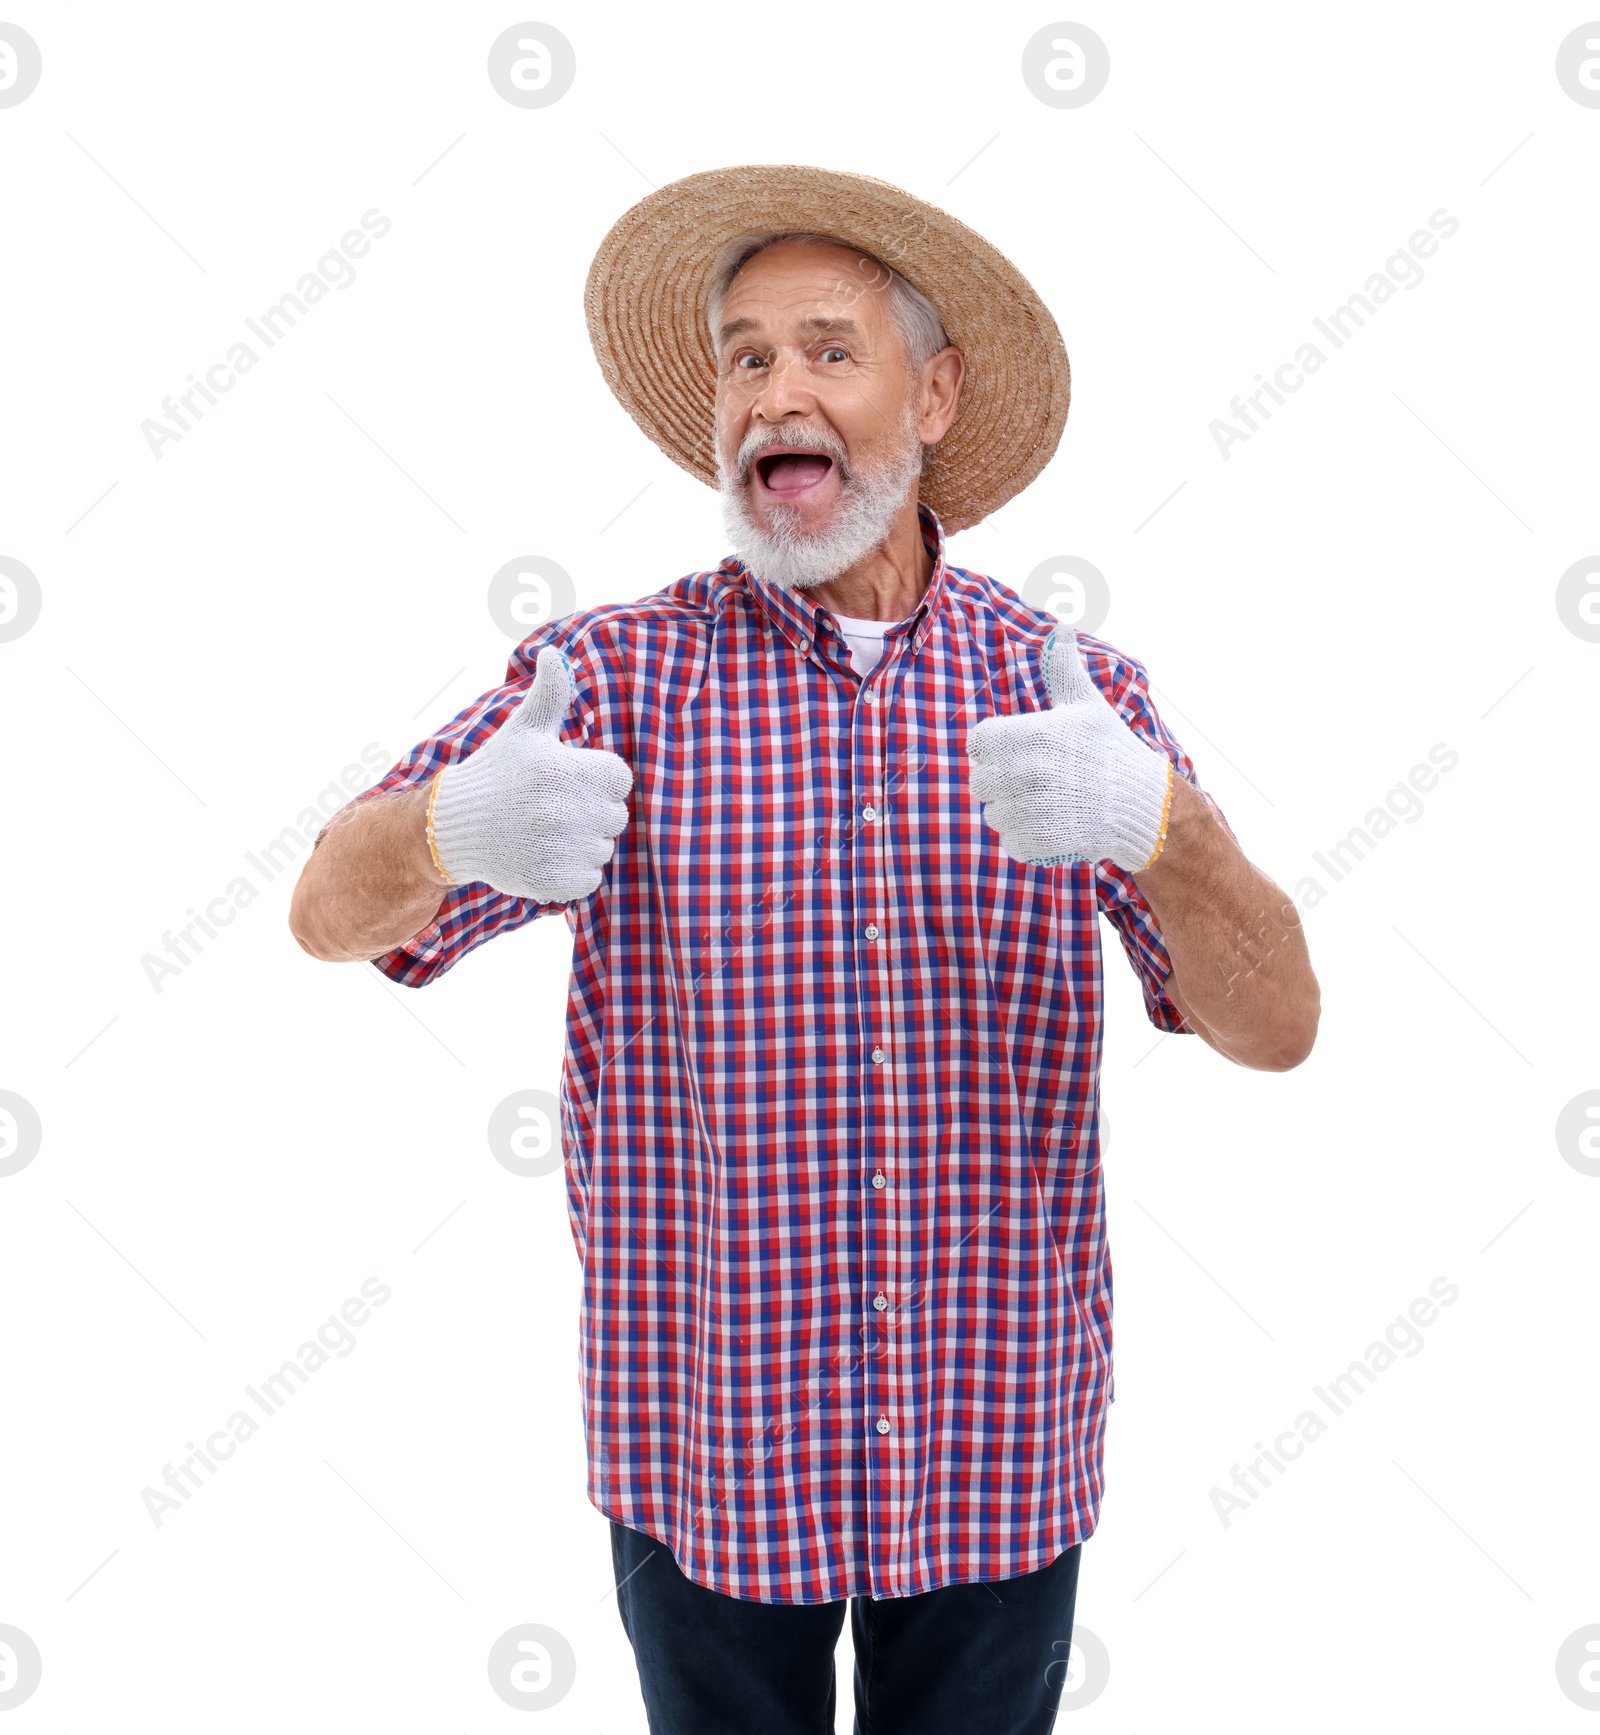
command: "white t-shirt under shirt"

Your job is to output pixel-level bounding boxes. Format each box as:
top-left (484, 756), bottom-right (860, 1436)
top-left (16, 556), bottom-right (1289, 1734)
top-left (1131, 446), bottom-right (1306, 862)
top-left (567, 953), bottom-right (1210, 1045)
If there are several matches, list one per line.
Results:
top-left (828, 611), bottom-right (905, 676)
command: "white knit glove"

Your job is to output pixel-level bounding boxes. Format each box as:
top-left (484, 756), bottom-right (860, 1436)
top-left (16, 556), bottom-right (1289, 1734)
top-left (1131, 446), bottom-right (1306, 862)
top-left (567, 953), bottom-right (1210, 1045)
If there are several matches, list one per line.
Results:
top-left (965, 629), bottom-right (1175, 873)
top-left (428, 645), bottom-right (633, 902)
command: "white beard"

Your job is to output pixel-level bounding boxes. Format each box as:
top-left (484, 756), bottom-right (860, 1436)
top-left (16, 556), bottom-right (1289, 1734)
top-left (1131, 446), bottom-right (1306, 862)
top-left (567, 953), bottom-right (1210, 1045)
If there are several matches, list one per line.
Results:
top-left (717, 405), bottom-right (924, 593)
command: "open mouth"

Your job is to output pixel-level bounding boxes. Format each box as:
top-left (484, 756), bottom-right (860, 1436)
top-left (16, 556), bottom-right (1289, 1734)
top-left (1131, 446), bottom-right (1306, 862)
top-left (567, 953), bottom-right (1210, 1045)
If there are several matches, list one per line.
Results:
top-left (753, 449), bottom-right (838, 500)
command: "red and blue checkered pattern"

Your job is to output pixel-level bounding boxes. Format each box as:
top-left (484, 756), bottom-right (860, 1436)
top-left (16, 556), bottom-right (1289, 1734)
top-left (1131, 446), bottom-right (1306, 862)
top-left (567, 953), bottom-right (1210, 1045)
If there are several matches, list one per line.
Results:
top-left (360, 507), bottom-right (1223, 1603)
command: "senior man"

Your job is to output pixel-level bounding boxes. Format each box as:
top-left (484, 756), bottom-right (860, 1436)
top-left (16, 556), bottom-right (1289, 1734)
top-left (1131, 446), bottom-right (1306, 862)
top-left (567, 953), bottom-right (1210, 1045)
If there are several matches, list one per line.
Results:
top-left (290, 165), bottom-right (1319, 1734)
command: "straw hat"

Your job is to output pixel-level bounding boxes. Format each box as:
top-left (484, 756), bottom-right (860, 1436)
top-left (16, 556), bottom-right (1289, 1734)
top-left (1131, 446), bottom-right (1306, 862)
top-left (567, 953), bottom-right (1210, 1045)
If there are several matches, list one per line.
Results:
top-left (583, 164), bottom-right (1070, 535)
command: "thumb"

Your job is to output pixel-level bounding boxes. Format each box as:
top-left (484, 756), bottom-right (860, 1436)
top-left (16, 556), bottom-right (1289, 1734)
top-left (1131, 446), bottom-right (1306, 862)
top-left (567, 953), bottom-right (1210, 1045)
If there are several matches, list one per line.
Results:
top-left (507, 644), bottom-right (576, 737)
top-left (1043, 628), bottom-right (1099, 709)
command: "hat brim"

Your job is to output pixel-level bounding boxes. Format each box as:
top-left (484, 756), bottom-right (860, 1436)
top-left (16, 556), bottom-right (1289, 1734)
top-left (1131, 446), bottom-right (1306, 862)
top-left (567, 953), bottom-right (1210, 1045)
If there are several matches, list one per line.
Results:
top-left (583, 164), bottom-right (1070, 536)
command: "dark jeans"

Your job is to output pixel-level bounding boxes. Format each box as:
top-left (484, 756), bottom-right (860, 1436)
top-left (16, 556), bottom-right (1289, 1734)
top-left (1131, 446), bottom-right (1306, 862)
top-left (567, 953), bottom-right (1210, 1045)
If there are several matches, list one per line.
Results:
top-left (610, 1521), bottom-right (1083, 1735)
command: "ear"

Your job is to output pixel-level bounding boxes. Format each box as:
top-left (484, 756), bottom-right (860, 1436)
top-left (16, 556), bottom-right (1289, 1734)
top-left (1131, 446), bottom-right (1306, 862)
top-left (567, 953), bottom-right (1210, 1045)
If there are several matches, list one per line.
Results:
top-left (918, 346), bottom-right (965, 444)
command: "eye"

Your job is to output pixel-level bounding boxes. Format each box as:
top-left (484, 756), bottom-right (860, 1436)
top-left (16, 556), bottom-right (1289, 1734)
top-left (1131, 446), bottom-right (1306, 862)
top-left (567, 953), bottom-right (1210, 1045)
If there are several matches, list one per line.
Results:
top-left (819, 345), bottom-right (849, 364)
top-left (731, 351), bottom-right (766, 372)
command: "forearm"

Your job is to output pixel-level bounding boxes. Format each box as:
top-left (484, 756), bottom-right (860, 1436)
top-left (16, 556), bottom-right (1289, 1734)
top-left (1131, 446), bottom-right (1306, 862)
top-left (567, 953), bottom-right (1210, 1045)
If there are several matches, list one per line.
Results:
top-left (288, 782), bottom-right (449, 963)
top-left (1134, 777), bottom-right (1319, 1070)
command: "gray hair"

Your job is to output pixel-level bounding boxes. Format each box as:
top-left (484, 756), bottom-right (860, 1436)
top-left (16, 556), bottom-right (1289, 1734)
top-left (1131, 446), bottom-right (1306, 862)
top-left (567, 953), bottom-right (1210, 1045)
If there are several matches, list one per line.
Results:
top-left (705, 231), bottom-right (950, 373)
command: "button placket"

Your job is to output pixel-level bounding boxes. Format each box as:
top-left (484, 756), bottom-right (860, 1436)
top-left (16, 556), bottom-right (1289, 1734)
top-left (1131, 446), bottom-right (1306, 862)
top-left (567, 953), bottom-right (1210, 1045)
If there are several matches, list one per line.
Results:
top-left (738, 534), bottom-right (948, 1594)
top-left (863, 668), bottom-right (906, 1504)
top-left (855, 653), bottom-right (894, 1484)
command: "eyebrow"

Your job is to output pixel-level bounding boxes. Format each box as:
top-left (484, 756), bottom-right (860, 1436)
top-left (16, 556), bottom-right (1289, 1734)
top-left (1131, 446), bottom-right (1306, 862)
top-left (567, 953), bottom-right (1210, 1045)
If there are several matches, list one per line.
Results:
top-left (717, 313), bottom-right (865, 349)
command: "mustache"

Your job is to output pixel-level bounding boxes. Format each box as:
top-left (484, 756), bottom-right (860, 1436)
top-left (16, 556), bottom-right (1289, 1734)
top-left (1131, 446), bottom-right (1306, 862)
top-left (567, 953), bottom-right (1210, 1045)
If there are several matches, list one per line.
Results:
top-left (733, 423), bottom-right (851, 485)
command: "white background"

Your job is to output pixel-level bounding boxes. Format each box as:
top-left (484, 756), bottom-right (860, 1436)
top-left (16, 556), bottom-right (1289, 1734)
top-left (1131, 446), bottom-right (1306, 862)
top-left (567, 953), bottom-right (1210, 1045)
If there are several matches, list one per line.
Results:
top-left (2, 2), bottom-right (1597, 1728)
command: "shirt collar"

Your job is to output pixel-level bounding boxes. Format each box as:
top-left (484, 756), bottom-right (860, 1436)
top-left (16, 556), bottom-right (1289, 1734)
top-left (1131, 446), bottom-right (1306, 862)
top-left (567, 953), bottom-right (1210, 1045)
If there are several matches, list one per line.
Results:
top-left (726, 502), bottom-right (954, 662)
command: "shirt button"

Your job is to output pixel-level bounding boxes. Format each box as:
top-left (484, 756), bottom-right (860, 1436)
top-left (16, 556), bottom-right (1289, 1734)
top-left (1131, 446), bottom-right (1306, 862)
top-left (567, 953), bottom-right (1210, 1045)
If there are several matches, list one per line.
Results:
top-left (864, 923), bottom-right (880, 941)
top-left (864, 690), bottom-right (876, 704)
top-left (861, 804), bottom-right (877, 822)
top-left (871, 1170), bottom-right (887, 1189)
top-left (876, 1416), bottom-right (891, 1435)
top-left (873, 1293), bottom-right (888, 1312)
top-left (870, 1046), bottom-right (885, 1064)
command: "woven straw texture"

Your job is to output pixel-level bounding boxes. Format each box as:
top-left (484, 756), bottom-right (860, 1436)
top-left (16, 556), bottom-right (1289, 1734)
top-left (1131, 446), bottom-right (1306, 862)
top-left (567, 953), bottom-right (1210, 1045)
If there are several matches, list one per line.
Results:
top-left (583, 164), bottom-right (1070, 534)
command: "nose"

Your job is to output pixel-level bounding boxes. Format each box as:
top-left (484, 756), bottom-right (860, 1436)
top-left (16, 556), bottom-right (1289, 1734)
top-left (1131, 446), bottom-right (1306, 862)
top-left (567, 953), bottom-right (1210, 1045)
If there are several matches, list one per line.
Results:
top-left (752, 349), bottom-right (817, 423)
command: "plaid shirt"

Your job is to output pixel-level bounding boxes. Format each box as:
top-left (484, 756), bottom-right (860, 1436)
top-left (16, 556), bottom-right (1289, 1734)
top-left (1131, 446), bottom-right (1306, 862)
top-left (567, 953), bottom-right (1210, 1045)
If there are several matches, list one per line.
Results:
top-left (360, 506), bottom-right (1224, 1603)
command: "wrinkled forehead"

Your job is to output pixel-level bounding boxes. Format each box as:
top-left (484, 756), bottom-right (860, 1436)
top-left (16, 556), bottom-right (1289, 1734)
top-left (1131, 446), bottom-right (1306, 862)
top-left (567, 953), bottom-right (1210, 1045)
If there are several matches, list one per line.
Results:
top-left (715, 238), bottom-right (896, 348)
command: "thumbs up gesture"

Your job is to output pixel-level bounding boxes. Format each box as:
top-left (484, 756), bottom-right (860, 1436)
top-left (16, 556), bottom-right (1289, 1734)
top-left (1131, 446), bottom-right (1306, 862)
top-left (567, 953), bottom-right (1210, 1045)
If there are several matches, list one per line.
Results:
top-left (428, 644), bottom-right (634, 902)
top-left (965, 629), bottom-right (1175, 874)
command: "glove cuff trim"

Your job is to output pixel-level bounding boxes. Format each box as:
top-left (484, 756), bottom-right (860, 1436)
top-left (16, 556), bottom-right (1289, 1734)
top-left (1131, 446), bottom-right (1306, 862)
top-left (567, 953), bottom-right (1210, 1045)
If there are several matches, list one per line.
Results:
top-left (1131, 760), bottom-right (1176, 874)
top-left (425, 771), bottom-right (458, 886)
